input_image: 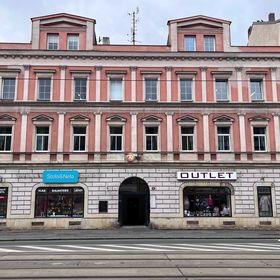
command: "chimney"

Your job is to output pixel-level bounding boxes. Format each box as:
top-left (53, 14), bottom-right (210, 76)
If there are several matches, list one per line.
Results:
top-left (102, 37), bottom-right (110, 45)
top-left (268, 13), bottom-right (275, 22)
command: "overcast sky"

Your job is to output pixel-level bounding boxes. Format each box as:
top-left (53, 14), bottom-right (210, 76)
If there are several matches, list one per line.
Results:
top-left (0, 0), bottom-right (279, 46)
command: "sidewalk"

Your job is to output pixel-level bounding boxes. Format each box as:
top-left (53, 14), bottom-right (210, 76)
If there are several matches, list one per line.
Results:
top-left (0, 227), bottom-right (279, 241)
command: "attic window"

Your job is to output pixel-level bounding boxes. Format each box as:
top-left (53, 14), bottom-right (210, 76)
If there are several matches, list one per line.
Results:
top-left (184, 36), bottom-right (196, 51)
top-left (67, 35), bottom-right (79, 50)
top-left (204, 36), bottom-right (215, 52)
top-left (47, 34), bottom-right (59, 50)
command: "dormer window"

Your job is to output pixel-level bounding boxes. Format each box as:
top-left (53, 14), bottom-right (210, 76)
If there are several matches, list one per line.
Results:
top-left (204, 36), bottom-right (215, 52)
top-left (47, 34), bottom-right (59, 50)
top-left (184, 36), bottom-right (196, 51)
top-left (67, 35), bottom-right (79, 50)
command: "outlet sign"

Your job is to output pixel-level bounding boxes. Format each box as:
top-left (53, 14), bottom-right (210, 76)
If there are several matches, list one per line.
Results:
top-left (43, 170), bottom-right (79, 184)
top-left (177, 171), bottom-right (237, 181)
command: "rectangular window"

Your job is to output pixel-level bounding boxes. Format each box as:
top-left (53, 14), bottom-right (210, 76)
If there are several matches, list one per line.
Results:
top-left (110, 78), bottom-right (122, 101)
top-left (204, 36), bottom-right (215, 52)
top-left (180, 79), bottom-right (193, 101)
top-left (181, 127), bottom-right (194, 151)
top-left (0, 187), bottom-right (8, 218)
top-left (2, 78), bottom-right (15, 100)
top-left (215, 79), bottom-right (228, 101)
top-left (67, 35), bottom-right (79, 50)
top-left (184, 36), bottom-right (196, 51)
top-left (38, 78), bottom-right (51, 101)
top-left (145, 126), bottom-right (158, 151)
top-left (145, 78), bottom-right (158, 101)
top-left (73, 126), bottom-right (86, 151)
top-left (99, 201), bottom-right (108, 213)
top-left (47, 34), bottom-right (59, 50)
top-left (250, 80), bottom-right (263, 101)
top-left (253, 127), bottom-right (266, 151)
top-left (110, 126), bottom-right (123, 151)
top-left (36, 127), bottom-right (49, 151)
top-left (74, 78), bottom-right (87, 100)
top-left (0, 127), bottom-right (12, 151)
top-left (257, 186), bottom-right (273, 217)
top-left (217, 126), bottom-right (230, 151)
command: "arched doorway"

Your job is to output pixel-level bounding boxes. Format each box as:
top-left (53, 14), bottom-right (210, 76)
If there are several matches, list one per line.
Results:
top-left (119, 177), bottom-right (150, 226)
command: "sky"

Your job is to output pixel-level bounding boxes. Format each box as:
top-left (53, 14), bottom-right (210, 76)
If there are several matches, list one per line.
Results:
top-left (0, 0), bottom-right (279, 46)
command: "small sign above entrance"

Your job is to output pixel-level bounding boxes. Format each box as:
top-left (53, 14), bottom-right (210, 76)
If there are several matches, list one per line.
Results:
top-left (42, 170), bottom-right (79, 184)
top-left (177, 171), bottom-right (237, 181)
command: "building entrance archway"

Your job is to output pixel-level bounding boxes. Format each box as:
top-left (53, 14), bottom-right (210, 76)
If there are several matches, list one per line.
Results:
top-left (119, 177), bottom-right (150, 226)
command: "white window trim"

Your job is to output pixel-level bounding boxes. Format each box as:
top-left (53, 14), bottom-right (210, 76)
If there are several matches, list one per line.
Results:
top-left (178, 75), bottom-right (195, 102)
top-left (67, 34), bottom-right (79, 50)
top-left (0, 74), bottom-right (18, 101)
top-left (107, 75), bottom-right (124, 102)
top-left (248, 75), bottom-right (266, 102)
top-left (215, 123), bottom-right (232, 152)
top-left (143, 75), bottom-right (160, 102)
top-left (36, 74), bottom-right (53, 101)
top-left (33, 125), bottom-right (51, 152)
top-left (0, 123), bottom-right (14, 152)
top-left (179, 123), bottom-right (197, 152)
top-left (213, 75), bottom-right (231, 102)
top-left (251, 123), bottom-right (269, 152)
top-left (72, 74), bottom-right (89, 101)
top-left (47, 34), bottom-right (59, 50)
top-left (143, 123), bottom-right (160, 152)
top-left (204, 36), bottom-right (216, 52)
top-left (184, 36), bottom-right (196, 51)
top-left (107, 123), bottom-right (124, 152)
top-left (71, 124), bottom-right (88, 152)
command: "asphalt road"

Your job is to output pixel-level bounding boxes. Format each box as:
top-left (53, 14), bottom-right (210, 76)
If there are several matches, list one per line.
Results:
top-left (0, 238), bottom-right (280, 279)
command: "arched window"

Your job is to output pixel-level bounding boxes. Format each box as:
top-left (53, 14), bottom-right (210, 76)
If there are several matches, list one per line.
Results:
top-left (35, 187), bottom-right (84, 218)
top-left (183, 187), bottom-right (231, 217)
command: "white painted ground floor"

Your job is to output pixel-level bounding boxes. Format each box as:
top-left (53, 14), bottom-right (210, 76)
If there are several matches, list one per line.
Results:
top-left (0, 163), bottom-right (279, 229)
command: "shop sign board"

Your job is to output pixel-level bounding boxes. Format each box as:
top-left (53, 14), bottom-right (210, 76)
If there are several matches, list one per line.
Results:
top-left (43, 170), bottom-right (79, 184)
top-left (177, 171), bottom-right (237, 181)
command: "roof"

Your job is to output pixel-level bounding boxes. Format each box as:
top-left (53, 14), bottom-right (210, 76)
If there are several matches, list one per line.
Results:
top-left (31, 13), bottom-right (96, 23)
top-left (167, 15), bottom-right (231, 25)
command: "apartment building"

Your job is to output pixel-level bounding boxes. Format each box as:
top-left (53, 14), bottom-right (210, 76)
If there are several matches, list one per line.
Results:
top-left (0, 12), bottom-right (279, 229)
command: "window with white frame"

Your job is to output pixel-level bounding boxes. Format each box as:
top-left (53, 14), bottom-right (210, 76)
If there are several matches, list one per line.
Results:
top-left (74, 78), bottom-right (87, 100)
top-left (181, 126), bottom-right (194, 151)
top-left (217, 126), bottom-right (231, 151)
top-left (145, 126), bottom-right (158, 151)
top-left (73, 126), bottom-right (86, 151)
top-left (204, 36), bottom-right (215, 52)
top-left (109, 78), bottom-right (123, 101)
top-left (35, 126), bottom-right (49, 151)
top-left (2, 78), bottom-right (15, 100)
top-left (257, 186), bottom-right (273, 217)
top-left (250, 79), bottom-right (263, 101)
top-left (180, 79), bottom-right (193, 101)
top-left (215, 79), bottom-right (228, 101)
top-left (109, 126), bottom-right (123, 151)
top-left (47, 34), bottom-right (59, 50)
top-left (0, 126), bottom-right (12, 151)
top-left (184, 36), bottom-right (196, 51)
top-left (253, 126), bottom-right (266, 151)
top-left (145, 78), bottom-right (158, 101)
top-left (37, 78), bottom-right (51, 101)
top-left (67, 35), bottom-right (79, 50)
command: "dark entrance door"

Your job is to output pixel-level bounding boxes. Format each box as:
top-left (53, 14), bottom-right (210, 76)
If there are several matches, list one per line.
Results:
top-left (119, 177), bottom-right (150, 226)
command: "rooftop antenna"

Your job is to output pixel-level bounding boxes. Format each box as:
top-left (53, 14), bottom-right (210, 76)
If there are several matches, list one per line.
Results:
top-left (128, 7), bottom-right (139, 45)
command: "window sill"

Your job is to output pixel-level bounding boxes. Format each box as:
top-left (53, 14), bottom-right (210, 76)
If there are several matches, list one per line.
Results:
top-left (251, 100), bottom-right (265, 102)
top-left (216, 100), bottom-right (230, 102)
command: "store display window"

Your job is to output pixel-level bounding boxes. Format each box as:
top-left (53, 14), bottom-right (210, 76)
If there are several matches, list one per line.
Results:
top-left (0, 188), bottom-right (8, 218)
top-left (183, 187), bottom-right (231, 217)
top-left (257, 186), bottom-right (273, 217)
top-left (35, 187), bottom-right (84, 218)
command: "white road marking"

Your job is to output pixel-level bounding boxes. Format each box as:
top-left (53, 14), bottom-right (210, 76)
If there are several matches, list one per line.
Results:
top-left (173, 243), bottom-right (248, 251)
top-left (248, 243), bottom-right (280, 249)
top-left (101, 244), bottom-right (173, 251)
top-left (216, 243), bottom-right (270, 251)
top-left (60, 245), bottom-right (124, 252)
top-left (0, 247), bottom-right (22, 253)
top-left (139, 244), bottom-right (219, 251)
top-left (19, 245), bottom-right (73, 252)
